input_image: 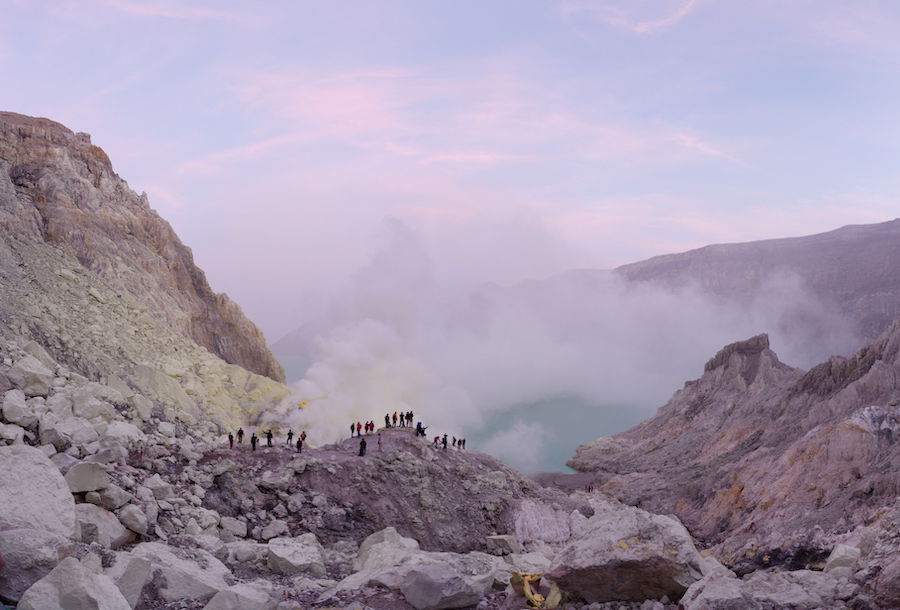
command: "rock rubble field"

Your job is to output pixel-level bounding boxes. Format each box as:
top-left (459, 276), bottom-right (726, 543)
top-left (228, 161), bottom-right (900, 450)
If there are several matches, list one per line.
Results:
top-left (1, 336), bottom-right (897, 609)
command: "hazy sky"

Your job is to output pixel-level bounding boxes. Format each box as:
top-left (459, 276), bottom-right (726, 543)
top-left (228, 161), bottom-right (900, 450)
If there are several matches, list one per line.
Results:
top-left (3, 0), bottom-right (900, 340)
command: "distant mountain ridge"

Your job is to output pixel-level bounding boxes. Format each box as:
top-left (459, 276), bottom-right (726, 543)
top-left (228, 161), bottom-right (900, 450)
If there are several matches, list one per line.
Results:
top-left (616, 219), bottom-right (900, 343)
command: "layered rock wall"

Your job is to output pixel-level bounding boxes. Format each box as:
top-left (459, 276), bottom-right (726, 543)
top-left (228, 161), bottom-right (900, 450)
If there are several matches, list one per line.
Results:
top-left (0, 111), bottom-right (283, 382)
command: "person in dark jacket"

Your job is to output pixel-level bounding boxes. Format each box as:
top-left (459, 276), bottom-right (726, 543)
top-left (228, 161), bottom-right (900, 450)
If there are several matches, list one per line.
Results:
top-left (358, 437), bottom-right (367, 456)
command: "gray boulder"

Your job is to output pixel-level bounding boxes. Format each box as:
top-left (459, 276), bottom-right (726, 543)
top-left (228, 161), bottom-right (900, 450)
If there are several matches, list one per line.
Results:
top-left (76, 504), bottom-right (133, 549)
top-left (0, 445), bottom-right (76, 537)
top-left (16, 556), bottom-right (130, 610)
top-left (400, 563), bottom-right (483, 610)
top-left (680, 570), bottom-right (844, 609)
top-left (142, 473), bottom-right (174, 500)
top-left (104, 552), bottom-right (153, 609)
top-left (0, 528), bottom-right (74, 603)
top-left (130, 541), bottom-right (231, 602)
top-left (2, 389), bottom-right (36, 428)
top-left (267, 534), bottom-right (326, 577)
top-left (65, 461), bottom-right (110, 493)
top-left (203, 582), bottom-right (275, 610)
top-left (117, 504), bottom-right (149, 535)
top-left (7, 355), bottom-right (54, 397)
top-left (548, 499), bottom-right (704, 602)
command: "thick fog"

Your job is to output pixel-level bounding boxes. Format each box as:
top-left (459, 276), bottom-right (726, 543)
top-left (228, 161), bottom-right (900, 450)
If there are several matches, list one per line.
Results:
top-left (260, 218), bottom-right (860, 472)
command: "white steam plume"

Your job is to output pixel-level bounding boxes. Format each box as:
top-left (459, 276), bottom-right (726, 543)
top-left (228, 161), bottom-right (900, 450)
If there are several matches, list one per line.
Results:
top-left (262, 217), bottom-right (861, 468)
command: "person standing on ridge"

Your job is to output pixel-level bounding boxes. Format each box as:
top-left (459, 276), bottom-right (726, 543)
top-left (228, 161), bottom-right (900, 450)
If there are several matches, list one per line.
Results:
top-left (356, 421), bottom-right (362, 437)
top-left (250, 433), bottom-right (258, 451)
top-left (359, 437), bottom-right (367, 456)
top-left (351, 422), bottom-right (356, 437)
top-left (442, 434), bottom-right (448, 450)
top-left (392, 412), bottom-right (398, 427)
top-left (266, 430), bottom-right (273, 447)
top-left (287, 430), bottom-right (294, 445)
top-left (228, 432), bottom-right (234, 449)
top-left (296, 437), bottom-right (303, 454)
top-left (301, 430), bottom-right (307, 443)
top-left (384, 413), bottom-right (390, 429)
top-left (237, 428), bottom-right (244, 444)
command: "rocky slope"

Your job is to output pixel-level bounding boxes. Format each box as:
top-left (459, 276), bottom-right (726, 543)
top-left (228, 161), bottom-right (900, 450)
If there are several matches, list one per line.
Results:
top-left (616, 218), bottom-right (900, 343)
top-left (568, 327), bottom-right (900, 579)
top-left (0, 111), bottom-right (283, 382)
top-left (3, 333), bottom-right (896, 609)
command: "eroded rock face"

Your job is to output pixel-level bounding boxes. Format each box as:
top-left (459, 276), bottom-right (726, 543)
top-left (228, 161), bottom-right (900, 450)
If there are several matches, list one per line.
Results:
top-left (569, 329), bottom-right (900, 568)
top-left (0, 112), bottom-right (291, 433)
top-left (0, 111), bottom-right (283, 382)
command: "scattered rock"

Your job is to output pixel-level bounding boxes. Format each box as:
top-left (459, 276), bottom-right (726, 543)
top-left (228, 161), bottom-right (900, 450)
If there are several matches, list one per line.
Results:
top-left (16, 556), bottom-right (130, 610)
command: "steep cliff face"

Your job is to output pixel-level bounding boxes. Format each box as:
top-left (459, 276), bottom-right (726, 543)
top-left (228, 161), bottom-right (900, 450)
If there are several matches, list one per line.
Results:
top-left (0, 111), bottom-right (284, 383)
top-left (569, 328), bottom-right (900, 570)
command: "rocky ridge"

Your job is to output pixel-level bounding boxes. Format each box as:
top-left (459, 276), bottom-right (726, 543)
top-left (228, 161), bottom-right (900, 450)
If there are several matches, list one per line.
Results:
top-left (568, 327), bottom-right (900, 591)
top-left (0, 111), bottom-right (283, 382)
top-left (616, 218), bottom-right (900, 343)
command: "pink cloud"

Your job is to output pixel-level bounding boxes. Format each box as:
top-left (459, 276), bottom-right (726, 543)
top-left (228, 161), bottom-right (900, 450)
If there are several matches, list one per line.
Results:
top-left (102, 0), bottom-right (246, 21)
top-left (561, 0), bottom-right (700, 35)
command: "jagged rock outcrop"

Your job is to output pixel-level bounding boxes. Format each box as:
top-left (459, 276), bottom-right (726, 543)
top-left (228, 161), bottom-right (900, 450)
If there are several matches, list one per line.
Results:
top-left (0, 111), bottom-right (284, 382)
top-left (568, 328), bottom-right (900, 574)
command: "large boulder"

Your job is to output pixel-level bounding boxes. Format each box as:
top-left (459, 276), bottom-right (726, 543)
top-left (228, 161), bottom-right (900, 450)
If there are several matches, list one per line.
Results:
top-left (0, 528), bottom-right (74, 603)
top-left (548, 499), bottom-right (704, 603)
top-left (117, 504), bottom-right (149, 535)
top-left (104, 552), bottom-right (153, 609)
top-left (0, 445), bottom-right (76, 537)
top-left (7, 355), bottom-right (54, 397)
top-left (16, 556), bottom-right (130, 610)
top-left (75, 504), bottom-right (133, 549)
top-left (335, 529), bottom-right (496, 610)
top-left (267, 534), bottom-right (326, 577)
top-left (65, 462), bottom-right (110, 493)
top-left (680, 570), bottom-right (845, 609)
top-left (142, 473), bottom-right (174, 500)
top-left (130, 541), bottom-right (231, 602)
top-left (202, 582), bottom-right (275, 610)
top-left (2, 389), bottom-right (36, 428)
top-left (354, 526), bottom-right (420, 571)
top-left (399, 563), bottom-right (484, 610)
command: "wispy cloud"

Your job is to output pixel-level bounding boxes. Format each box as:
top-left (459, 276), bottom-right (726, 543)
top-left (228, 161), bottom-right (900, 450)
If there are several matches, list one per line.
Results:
top-left (561, 0), bottom-right (701, 35)
top-left (102, 0), bottom-right (245, 21)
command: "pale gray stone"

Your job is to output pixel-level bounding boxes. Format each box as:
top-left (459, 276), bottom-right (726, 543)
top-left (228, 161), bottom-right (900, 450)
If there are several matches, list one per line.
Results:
top-left (65, 461), bottom-right (110, 492)
top-left (0, 444), bottom-right (76, 537)
top-left (118, 504), bottom-right (149, 535)
top-left (17, 556), bottom-right (130, 610)
top-left (0, 528), bottom-right (74, 603)
top-left (267, 534), bottom-right (326, 577)
top-left (76, 504), bottom-right (133, 549)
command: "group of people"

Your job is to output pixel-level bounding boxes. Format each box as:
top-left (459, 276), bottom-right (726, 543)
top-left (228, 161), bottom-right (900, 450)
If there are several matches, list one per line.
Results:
top-left (432, 433), bottom-right (466, 450)
top-left (227, 427), bottom-right (309, 453)
top-left (351, 421), bottom-right (377, 437)
top-left (385, 410), bottom-right (414, 428)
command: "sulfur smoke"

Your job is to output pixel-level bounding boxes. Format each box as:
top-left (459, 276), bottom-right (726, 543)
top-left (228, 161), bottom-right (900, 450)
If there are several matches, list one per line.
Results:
top-left (261, 218), bottom-right (860, 472)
